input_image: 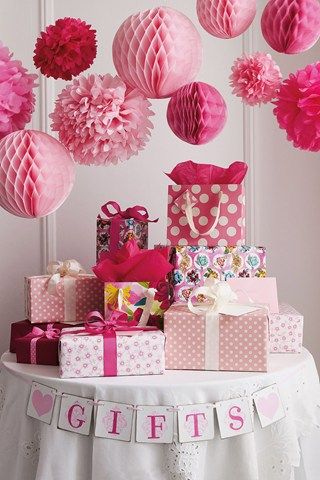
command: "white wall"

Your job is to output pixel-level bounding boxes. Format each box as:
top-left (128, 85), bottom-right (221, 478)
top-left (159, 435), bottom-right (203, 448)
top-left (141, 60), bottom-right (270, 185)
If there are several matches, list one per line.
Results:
top-left (0, 0), bottom-right (319, 366)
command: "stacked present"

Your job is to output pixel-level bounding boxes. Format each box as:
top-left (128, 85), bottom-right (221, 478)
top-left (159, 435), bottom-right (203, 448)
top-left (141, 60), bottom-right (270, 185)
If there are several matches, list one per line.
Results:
top-left (9, 160), bottom-right (304, 378)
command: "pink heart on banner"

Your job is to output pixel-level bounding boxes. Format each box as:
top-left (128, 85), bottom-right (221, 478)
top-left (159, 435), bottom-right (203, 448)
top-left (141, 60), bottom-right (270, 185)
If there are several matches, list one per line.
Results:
top-left (256, 393), bottom-right (279, 420)
top-left (32, 390), bottom-right (54, 417)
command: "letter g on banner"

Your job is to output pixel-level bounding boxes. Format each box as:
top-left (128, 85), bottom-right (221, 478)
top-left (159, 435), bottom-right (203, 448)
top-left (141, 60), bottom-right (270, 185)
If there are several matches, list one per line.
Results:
top-left (58, 394), bottom-right (93, 436)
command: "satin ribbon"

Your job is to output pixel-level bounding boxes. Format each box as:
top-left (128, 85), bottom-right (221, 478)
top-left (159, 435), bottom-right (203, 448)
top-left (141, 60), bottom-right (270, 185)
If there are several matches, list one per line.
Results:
top-left (174, 189), bottom-right (222, 236)
top-left (62, 311), bottom-right (157, 376)
top-left (23, 326), bottom-right (60, 365)
top-left (100, 201), bottom-right (158, 253)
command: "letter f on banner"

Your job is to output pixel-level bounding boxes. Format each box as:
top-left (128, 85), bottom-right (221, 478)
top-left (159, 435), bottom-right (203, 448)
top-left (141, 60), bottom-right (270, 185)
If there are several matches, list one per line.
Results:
top-left (136, 406), bottom-right (174, 443)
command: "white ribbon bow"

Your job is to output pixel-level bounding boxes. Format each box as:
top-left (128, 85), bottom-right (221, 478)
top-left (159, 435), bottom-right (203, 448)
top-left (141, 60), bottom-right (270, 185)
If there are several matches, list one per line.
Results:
top-left (46, 260), bottom-right (86, 296)
top-left (188, 279), bottom-right (238, 315)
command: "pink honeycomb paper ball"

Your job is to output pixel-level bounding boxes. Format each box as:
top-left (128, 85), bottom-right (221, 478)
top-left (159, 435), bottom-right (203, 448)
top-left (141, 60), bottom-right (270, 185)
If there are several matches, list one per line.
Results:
top-left (112, 7), bottom-right (202, 99)
top-left (0, 130), bottom-right (75, 218)
top-left (196, 0), bottom-right (256, 39)
top-left (167, 81), bottom-right (227, 145)
top-left (261, 0), bottom-right (320, 54)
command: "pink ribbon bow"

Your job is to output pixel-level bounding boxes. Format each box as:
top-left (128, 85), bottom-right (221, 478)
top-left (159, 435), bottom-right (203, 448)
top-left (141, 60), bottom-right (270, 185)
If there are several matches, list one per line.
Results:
top-left (23, 326), bottom-right (60, 364)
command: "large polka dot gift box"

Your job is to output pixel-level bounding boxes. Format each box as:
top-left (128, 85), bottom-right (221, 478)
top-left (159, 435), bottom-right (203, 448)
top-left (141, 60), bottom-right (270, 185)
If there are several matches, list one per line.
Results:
top-left (167, 184), bottom-right (245, 247)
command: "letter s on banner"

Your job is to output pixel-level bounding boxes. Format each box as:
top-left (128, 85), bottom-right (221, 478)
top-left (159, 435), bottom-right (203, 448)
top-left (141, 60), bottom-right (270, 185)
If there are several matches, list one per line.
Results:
top-left (216, 397), bottom-right (253, 439)
top-left (58, 394), bottom-right (93, 436)
top-left (178, 404), bottom-right (214, 443)
top-left (136, 406), bottom-right (174, 443)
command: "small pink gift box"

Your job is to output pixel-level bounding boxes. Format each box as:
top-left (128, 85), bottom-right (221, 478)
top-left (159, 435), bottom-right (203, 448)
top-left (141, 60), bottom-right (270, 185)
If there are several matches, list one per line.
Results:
top-left (164, 303), bottom-right (269, 372)
top-left (269, 304), bottom-right (303, 353)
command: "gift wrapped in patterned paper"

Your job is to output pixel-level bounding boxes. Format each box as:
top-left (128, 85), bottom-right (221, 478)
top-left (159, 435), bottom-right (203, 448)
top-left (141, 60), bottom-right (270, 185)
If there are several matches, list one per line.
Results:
top-left (171, 245), bottom-right (266, 302)
top-left (25, 260), bottom-right (104, 324)
top-left (97, 201), bottom-right (158, 260)
top-left (59, 312), bottom-right (166, 378)
top-left (269, 304), bottom-right (303, 353)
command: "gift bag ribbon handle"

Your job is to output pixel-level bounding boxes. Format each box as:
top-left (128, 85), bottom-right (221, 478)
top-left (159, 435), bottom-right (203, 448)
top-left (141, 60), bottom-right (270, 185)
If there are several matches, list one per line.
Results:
top-left (184, 190), bottom-right (222, 236)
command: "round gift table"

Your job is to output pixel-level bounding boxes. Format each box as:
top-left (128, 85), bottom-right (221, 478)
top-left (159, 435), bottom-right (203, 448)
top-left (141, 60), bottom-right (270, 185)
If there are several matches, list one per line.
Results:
top-left (0, 349), bottom-right (319, 480)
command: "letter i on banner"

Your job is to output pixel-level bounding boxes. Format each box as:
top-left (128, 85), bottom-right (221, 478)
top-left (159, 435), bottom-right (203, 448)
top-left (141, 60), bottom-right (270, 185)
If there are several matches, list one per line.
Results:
top-left (215, 397), bottom-right (253, 439)
top-left (95, 401), bottom-right (134, 441)
top-left (136, 406), bottom-right (174, 443)
top-left (252, 384), bottom-right (286, 428)
top-left (27, 382), bottom-right (57, 425)
top-left (178, 404), bottom-right (214, 443)
top-left (58, 394), bottom-right (93, 436)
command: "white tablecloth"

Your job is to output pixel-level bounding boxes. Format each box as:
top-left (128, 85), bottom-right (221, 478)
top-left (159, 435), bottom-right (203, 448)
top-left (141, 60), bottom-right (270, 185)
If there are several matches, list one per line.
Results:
top-left (0, 349), bottom-right (319, 480)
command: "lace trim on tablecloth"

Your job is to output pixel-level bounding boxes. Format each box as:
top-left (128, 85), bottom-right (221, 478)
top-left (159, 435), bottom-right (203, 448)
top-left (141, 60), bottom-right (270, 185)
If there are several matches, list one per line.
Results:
top-left (0, 384), bottom-right (5, 417)
top-left (165, 441), bottom-right (205, 480)
top-left (20, 431), bottom-right (41, 466)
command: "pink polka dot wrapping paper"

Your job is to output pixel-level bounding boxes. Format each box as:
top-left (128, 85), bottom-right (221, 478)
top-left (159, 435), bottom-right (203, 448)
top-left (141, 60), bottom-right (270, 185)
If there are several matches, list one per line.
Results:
top-left (164, 303), bottom-right (269, 372)
top-left (167, 184), bottom-right (245, 247)
top-left (170, 245), bottom-right (266, 302)
top-left (25, 275), bottom-right (104, 324)
top-left (269, 304), bottom-right (303, 353)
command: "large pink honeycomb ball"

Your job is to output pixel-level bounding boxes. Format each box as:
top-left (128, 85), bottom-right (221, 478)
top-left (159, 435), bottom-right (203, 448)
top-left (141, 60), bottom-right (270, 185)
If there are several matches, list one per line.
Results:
top-left (112, 6), bottom-right (202, 99)
top-left (261, 0), bottom-right (320, 54)
top-left (196, 0), bottom-right (256, 39)
top-left (0, 130), bottom-right (75, 218)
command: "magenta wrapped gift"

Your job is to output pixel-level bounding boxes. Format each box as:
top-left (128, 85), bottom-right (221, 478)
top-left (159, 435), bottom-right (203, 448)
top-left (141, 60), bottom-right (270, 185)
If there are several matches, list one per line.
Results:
top-left (171, 245), bottom-right (266, 301)
top-left (15, 325), bottom-right (61, 365)
top-left (269, 304), bottom-right (304, 353)
top-left (166, 160), bottom-right (247, 246)
top-left (97, 201), bottom-right (158, 260)
top-left (59, 311), bottom-right (165, 378)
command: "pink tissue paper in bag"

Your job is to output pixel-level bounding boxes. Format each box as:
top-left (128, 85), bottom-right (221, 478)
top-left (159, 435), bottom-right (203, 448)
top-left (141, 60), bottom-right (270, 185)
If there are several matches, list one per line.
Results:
top-left (165, 160), bottom-right (248, 185)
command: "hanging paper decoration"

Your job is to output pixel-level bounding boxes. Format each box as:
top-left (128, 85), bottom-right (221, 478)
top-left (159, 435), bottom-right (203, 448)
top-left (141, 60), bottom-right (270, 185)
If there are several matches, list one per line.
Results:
top-left (196, 0), bottom-right (256, 39)
top-left (0, 130), bottom-right (75, 218)
top-left (273, 62), bottom-right (320, 152)
top-left (230, 52), bottom-right (282, 106)
top-left (50, 74), bottom-right (154, 166)
top-left (0, 42), bottom-right (37, 140)
top-left (33, 17), bottom-right (97, 80)
top-left (261, 0), bottom-right (320, 54)
top-left (112, 7), bottom-right (202, 99)
top-left (167, 81), bottom-right (227, 145)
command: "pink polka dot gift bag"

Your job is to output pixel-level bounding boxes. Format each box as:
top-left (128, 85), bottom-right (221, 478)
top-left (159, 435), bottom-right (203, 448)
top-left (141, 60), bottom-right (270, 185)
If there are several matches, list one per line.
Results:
top-left (166, 161), bottom-right (247, 247)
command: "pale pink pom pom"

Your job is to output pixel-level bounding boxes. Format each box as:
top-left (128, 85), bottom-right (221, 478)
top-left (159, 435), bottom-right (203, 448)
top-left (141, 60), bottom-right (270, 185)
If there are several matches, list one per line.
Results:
top-left (112, 7), bottom-right (202, 99)
top-left (0, 42), bottom-right (37, 139)
top-left (50, 74), bottom-right (154, 166)
top-left (261, 0), bottom-right (320, 54)
top-left (230, 52), bottom-right (282, 106)
top-left (196, 0), bottom-right (256, 39)
top-left (0, 130), bottom-right (75, 218)
top-left (274, 62), bottom-right (320, 152)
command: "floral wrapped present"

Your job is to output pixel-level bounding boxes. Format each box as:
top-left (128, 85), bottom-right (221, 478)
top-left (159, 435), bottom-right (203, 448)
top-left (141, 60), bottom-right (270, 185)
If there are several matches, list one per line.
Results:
top-left (171, 245), bottom-right (266, 302)
top-left (269, 304), bottom-right (303, 353)
top-left (164, 280), bottom-right (269, 372)
top-left (59, 312), bottom-right (165, 378)
top-left (15, 325), bottom-right (61, 365)
top-left (97, 201), bottom-right (158, 259)
top-left (25, 260), bottom-right (104, 324)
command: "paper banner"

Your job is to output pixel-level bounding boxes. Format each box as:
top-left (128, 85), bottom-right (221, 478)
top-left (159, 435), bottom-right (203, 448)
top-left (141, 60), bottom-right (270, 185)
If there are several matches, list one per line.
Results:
top-left (95, 401), bottom-right (134, 441)
top-left (58, 394), bottom-right (93, 436)
top-left (216, 397), bottom-right (254, 439)
top-left (253, 384), bottom-right (286, 428)
top-left (178, 403), bottom-right (214, 443)
top-left (27, 381), bottom-right (57, 425)
top-left (136, 406), bottom-right (174, 443)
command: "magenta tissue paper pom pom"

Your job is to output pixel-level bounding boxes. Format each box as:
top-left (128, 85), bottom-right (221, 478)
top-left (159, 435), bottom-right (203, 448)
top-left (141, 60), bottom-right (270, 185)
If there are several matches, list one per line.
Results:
top-left (0, 42), bottom-right (37, 140)
top-left (261, 0), bottom-right (320, 54)
top-left (112, 7), bottom-right (202, 99)
top-left (167, 81), bottom-right (227, 145)
top-left (0, 130), bottom-right (75, 218)
top-left (230, 52), bottom-right (282, 106)
top-left (34, 17), bottom-right (97, 80)
top-left (274, 62), bottom-right (320, 152)
top-left (196, 0), bottom-right (256, 39)
top-left (50, 74), bottom-right (154, 166)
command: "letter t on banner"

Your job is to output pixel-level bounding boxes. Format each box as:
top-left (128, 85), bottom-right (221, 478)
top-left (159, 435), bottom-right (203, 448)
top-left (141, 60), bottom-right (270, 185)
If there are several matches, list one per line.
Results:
top-left (58, 394), bottom-right (93, 436)
top-left (136, 406), bottom-right (174, 443)
top-left (178, 404), bottom-right (214, 443)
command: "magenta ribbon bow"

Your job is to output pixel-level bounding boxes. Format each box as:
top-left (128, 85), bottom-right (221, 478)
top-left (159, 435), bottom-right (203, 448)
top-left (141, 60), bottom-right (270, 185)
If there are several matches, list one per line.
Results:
top-left (100, 201), bottom-right (158, 254)
top-left (23, 326), bottom-right (60, 365)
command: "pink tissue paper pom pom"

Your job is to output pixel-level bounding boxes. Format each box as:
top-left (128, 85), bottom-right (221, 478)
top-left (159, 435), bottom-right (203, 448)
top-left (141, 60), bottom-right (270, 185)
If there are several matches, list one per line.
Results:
top-left (230, 52), bottom-right (282, 106)
top-left (50, 74), bottom-right (154, 166)
top-left (0, 42), bottom-right (37, 140)
top-left (273, 62), bottom-right (320, 152)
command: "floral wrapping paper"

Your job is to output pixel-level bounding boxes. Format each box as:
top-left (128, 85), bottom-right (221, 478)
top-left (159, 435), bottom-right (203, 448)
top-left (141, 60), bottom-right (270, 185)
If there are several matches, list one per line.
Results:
top-left (170, 245), bottom-right (267, 302)
top-left (97, 216), bottom-right (148, 259)
top-left (269, 304), bottom-right (303, 353)
top-left (59, 328), bottom-right (166, 378)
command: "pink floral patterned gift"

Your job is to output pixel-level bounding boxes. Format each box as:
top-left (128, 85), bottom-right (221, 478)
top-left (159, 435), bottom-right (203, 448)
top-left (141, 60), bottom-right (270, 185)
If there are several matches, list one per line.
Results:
top-left (59, 312), bottom-right (165, 378)
top-left (269, 304), bottom-right (303, 353)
